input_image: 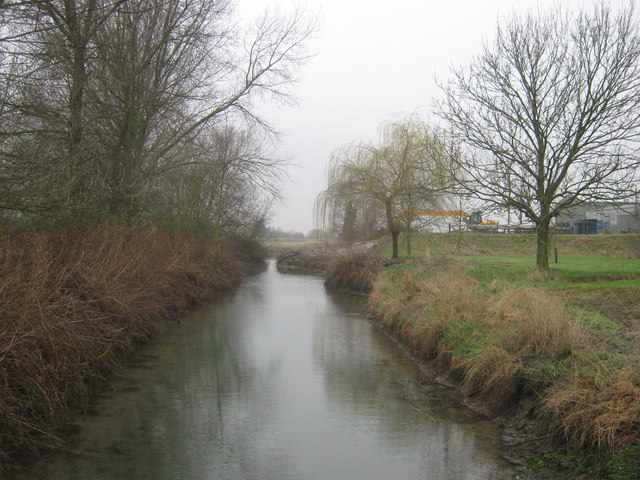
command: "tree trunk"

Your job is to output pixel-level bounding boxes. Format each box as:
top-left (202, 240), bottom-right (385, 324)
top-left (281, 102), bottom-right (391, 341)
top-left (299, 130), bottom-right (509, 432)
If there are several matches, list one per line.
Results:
top-left (68, 42), bottom-right (86, 160)
top-left (65, 0), bottom-right (90, 162)
top-left (535, 218), bottom-right (551, 270)
top-left (391, 229), bottom-right (400, 259)
top-left (384, 197), bottom-right (400, 259)
top-left (343, 202), bottom-right (357, 242)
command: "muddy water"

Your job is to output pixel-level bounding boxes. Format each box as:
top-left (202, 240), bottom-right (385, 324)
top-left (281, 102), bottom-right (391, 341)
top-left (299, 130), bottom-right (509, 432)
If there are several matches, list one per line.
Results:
top-left (21, 261), bottom-right (513, 480)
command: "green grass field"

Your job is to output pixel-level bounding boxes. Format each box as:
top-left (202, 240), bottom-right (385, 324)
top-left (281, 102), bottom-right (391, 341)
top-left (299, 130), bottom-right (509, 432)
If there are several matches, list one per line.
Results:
top-left (377, 232), bottom-right (640, 327)
top-left (458, 255), bottom-right (640, 282)
top-left (378, 232), bottom-right (638, 259)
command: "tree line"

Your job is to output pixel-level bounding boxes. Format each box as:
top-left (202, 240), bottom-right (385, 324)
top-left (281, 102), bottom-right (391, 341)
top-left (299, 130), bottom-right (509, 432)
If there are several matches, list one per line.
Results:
top-left (316, 3), bottom-right (640, 269)
top-left (0, 0), bottom-right (314, 237)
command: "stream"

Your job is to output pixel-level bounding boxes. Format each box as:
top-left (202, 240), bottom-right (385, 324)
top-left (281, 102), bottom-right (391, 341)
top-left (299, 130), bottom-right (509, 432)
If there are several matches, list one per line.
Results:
top-left (20, 260), bottom-right (514, 479)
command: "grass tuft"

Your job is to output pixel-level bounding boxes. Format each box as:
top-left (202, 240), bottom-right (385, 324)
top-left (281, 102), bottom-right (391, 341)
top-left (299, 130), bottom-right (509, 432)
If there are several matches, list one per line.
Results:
top-left (492, 288), bottom-right (585, 357)
top-left (541, 369), bottom-right (640, 454)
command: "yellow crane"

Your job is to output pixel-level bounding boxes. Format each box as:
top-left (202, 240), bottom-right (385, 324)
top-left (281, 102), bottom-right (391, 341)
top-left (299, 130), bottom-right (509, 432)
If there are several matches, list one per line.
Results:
top-left (396, 209), bottom-right (498, 225)
top-left (411, 210), bottom-right (469, 218)
top-left (396, 209), bottom-right (468, 220)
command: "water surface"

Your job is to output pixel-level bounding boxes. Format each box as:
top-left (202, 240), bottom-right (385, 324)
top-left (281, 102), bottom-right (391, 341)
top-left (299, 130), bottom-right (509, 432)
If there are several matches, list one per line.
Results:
top-left (22, 261), bottom-right (513, 479)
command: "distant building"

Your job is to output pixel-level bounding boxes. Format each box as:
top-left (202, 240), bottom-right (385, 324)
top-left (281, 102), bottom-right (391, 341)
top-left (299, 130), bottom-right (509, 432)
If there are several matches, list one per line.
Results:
top-left (556, 203), bottom-right (640, 234)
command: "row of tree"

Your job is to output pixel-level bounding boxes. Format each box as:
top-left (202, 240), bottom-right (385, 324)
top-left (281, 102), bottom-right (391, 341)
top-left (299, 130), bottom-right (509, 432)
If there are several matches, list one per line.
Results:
top-left (317, 3), bottom-right (640, 269)
top-left (0, 0), bottom-right (314, 237)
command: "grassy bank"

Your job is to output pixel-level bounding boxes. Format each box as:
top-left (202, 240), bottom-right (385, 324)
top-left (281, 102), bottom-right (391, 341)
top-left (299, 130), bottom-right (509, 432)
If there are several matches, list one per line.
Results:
top-left (354, 233), bottom-right (640, 478)
top-left (0, 227), bottom-right (245, 477)
top-left (368, 261), bottom-right (640, 477)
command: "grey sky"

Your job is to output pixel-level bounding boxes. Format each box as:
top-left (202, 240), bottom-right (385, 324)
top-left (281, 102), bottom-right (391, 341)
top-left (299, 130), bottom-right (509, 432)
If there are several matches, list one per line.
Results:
top-left (239, 0), bottom-right (627, 234)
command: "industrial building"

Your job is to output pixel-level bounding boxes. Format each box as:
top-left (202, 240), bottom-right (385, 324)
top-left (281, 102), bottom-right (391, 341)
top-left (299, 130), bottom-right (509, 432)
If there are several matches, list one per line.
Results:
top-left (555, 203), bottom-right (640, 234)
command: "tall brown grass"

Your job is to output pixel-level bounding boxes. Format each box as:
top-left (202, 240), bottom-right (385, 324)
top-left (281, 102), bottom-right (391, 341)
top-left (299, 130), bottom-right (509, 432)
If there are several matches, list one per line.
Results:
top-left (0, 227), bottom-right (242, 476)
top-left (540, 369), bottom-right (640, 454)
top-left (368, 266), bottom-right (639, 455)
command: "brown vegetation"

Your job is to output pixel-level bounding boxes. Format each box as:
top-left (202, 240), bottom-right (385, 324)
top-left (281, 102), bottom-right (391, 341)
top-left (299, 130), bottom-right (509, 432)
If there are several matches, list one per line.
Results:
top-left (541, 369), bottom-right (640, 454)
top-left (324, 251), bottom-right (385, 293)
top-left (276, 247), bottom-right (336, 274)
top-left (0, 227), bottom-right (243, 476)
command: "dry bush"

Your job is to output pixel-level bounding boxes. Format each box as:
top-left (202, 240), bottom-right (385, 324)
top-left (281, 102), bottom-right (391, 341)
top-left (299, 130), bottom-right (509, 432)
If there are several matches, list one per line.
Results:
top-left (491, 288), bottom-right (587, 358)
top-left (0, 227), bottom-right (242, 476)
top-left (325, 250), bottom-right (385, 293)
top-left (541, 369), bottom-right (640, 454)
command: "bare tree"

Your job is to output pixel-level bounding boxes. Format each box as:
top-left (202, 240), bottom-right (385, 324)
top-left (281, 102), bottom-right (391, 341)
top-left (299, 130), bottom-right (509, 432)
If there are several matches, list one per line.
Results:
top-left (0, 0), bottom-right (128, 219)
top-left (0, 0), bottom-right (315, 225)
top-left (87, 0), bottom-right (231, 219)
top-left (438, 3), bottom-right (640, 269)
top-left (88, 0), bottom-right (314, 219)
top-left (154, 125), bottom-right (282, 237)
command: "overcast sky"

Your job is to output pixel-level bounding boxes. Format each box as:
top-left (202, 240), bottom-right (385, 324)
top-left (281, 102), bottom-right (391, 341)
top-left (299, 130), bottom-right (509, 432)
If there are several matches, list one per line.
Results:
top-left (238, 0), bottom-right (627, 234)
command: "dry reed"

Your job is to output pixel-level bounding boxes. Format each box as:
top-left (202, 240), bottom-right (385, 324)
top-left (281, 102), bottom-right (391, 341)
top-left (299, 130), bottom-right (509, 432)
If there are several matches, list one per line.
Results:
top-left (540, 369), bottom-right (640, 454)
top-left (0, 227), bottom-right (242, 477)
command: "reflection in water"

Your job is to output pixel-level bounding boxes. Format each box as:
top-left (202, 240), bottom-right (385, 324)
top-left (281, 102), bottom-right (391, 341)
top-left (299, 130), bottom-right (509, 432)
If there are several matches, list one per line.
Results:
top-left (20, 261), bottom-right (512, 480)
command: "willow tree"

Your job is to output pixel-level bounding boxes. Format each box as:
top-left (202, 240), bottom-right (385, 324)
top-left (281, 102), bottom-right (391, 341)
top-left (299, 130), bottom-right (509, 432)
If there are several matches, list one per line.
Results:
top-left (315, 117), bottom-right (450, 258)
top-left (438, 3), bottom-right (640, 270)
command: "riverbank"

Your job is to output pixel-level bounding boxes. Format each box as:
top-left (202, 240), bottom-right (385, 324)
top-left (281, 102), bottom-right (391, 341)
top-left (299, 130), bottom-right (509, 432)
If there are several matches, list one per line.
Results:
top-left (274, 240), bottom-right (378, 278)
top-left (0, 227), bottom-right (248, 478)
top-left (369, 259), bottom-right (640, 479)
top-left (278, 233), bottom-right (640, 479)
